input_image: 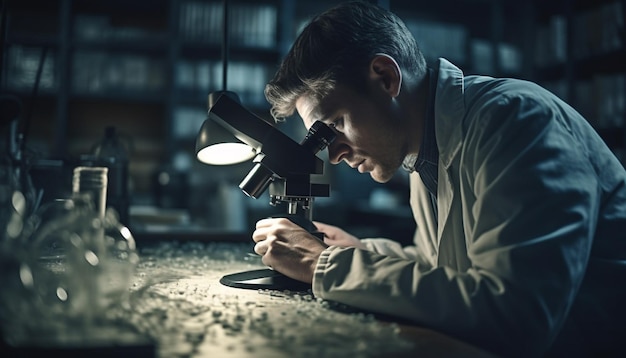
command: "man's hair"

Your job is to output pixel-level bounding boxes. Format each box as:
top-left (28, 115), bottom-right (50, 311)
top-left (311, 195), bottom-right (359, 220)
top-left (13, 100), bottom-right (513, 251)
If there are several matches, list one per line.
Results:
top-left (265, 1), bottom-right (427, 121)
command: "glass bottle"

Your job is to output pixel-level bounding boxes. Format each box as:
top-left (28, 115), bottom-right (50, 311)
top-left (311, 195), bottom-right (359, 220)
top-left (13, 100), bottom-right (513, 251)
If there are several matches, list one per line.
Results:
top-left (91, 126), bottom-right (130, 225)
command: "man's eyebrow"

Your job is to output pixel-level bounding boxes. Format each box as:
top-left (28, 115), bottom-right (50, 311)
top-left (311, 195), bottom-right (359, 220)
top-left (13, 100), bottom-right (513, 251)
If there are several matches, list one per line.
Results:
top-left (307, 106), bottom-right (326, 123)
top-left (303, 96), bottom-right (334, 124)
top-left (314, 105), bottom-right (335, 122)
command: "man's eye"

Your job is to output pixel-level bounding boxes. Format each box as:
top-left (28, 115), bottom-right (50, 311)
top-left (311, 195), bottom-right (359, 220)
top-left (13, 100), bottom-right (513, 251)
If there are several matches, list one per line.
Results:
top-left (331, 117), bottom-right (343, 129)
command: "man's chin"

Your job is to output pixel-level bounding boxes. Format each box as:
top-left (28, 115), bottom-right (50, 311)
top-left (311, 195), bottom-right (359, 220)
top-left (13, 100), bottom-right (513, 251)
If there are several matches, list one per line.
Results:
top-left (369, 170), bottom-right (394, 183)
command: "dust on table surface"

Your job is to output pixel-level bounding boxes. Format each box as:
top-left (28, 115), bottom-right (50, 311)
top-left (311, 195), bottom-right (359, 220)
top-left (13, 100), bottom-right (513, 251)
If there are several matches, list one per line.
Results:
top-left (121, 241), bottom-right (414, 358)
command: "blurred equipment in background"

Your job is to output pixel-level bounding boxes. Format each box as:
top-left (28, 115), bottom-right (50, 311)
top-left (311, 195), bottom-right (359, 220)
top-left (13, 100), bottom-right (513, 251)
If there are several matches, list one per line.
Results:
top-left (85, 126), bottom-right (131, 225)
top-left (153, 159), bottom-right (190, 210)
top-left (0, 94), bottom-right (40, 217)
top-left (1, 94), bottom-right (21, 156)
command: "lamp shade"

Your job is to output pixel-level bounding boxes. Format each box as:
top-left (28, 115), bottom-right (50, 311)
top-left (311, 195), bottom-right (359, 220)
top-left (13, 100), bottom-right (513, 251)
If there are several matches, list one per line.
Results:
top-left (195, 119), bottom-right (256, 165)
top-left (195, 91), bottom-right (256, 165)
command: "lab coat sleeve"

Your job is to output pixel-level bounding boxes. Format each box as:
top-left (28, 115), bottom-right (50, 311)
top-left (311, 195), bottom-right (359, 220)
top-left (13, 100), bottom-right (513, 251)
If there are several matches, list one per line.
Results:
top-left (360, 238), bottom-right (418, 258)
top-left (312, 86), bottom-right (600, 357)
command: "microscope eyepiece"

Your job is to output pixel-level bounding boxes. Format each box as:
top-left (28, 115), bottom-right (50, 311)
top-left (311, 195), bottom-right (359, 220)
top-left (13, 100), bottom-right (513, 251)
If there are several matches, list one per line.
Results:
top-left (300, 121), bottom-right (336, 154)
top-left (239, 121), bottom-right (336, 199)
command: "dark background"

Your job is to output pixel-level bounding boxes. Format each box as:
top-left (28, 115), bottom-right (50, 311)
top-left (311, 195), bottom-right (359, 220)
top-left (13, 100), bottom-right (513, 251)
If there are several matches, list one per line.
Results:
top-left (2, 0), bottom-right (625, 244)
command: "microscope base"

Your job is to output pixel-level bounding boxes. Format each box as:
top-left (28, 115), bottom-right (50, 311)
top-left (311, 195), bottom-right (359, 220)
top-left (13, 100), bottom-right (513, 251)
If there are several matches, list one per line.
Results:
top-left (220, 268), bottom-right (311, 291)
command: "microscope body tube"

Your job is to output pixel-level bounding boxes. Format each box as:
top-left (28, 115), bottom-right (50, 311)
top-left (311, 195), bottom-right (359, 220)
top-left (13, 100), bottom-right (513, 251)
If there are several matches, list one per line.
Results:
top-left (240, 120), bottom-right (336, 201)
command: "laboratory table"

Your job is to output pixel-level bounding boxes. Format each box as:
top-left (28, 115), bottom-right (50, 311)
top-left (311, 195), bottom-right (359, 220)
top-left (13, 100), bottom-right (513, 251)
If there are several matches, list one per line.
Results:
top-left (2, 240), bottom-right (498, 358)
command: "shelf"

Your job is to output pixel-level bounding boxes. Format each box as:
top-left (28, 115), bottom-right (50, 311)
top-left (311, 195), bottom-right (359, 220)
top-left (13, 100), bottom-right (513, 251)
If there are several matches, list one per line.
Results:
top-left (5, 34), bottom-right (59, 48)
top-left (574, 49), bottom-right (626, 78)
top-left (533, 63), bottom-right (567, 82)
top-left (531, 0), bottom-right (626, 160)
top-left (597, 126), bottom-right (625, 148)
top-left (71, 38), bottom-right (170, 54)
top-left (179, 43), bottom-right (281, 63)
top-left (72, 0), bottom-right (169, 15)
top-left (532, 0), bottom-right (623, 20)
top-left (69, 90), bottom-right (169, 104)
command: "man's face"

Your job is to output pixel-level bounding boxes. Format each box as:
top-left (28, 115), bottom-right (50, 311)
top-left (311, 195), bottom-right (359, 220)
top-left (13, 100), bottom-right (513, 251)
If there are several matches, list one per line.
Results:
top-left (295, 85), bottom-right (407, 183)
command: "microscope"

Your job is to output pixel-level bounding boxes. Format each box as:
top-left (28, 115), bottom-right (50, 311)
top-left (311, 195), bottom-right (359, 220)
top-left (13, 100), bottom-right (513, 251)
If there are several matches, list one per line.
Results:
top-left (196, 92), bottom-right (336, 290)
top-left (239, 119), bottom-right (335, 236)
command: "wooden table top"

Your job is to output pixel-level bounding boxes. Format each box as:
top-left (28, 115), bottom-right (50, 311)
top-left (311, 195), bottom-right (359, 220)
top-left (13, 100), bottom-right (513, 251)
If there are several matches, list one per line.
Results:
top-left (2, 240), bottom-right (498, 358)
top-left (127, 241), bottom-right (497, 358)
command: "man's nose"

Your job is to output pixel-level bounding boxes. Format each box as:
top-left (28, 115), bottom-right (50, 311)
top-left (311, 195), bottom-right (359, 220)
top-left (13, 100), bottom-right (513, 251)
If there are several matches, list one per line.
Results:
top-left (327, 139), bottom-right (349, 165)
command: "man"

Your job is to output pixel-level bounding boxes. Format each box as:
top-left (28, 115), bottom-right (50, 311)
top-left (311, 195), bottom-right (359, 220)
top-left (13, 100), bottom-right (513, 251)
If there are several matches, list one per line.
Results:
top-left (252, 1), bottom-right (626, 357)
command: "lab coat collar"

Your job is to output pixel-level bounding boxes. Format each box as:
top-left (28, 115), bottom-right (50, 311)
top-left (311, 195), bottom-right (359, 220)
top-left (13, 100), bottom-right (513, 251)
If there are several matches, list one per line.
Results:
top-left (434, 58), bottom-right (465, 169)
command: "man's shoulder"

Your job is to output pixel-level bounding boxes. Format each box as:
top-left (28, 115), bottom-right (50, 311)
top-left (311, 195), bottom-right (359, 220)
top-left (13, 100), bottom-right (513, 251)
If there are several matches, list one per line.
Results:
top-left (464, 75), bottom-right (546, 99)
top-left (460, 75), bottom-right (562, 120)
top-left (436, 58), bottom-right (545, 98)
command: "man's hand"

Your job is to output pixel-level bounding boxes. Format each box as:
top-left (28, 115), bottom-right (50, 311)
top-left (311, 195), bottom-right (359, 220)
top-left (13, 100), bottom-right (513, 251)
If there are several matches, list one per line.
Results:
top-left (253, 218), bottom-right (328, 284)
top-left (314, 221), bottom-right (366, 249)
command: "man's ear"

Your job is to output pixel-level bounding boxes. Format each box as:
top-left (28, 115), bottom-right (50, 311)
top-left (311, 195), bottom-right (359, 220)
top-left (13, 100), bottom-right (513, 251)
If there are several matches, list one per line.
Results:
top-left (369, 54), bottom-right (402, 98)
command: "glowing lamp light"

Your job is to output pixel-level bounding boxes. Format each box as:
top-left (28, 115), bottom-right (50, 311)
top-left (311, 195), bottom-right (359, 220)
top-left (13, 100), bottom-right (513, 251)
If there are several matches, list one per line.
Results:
top-left (196, 141), bottom-right (255, 165)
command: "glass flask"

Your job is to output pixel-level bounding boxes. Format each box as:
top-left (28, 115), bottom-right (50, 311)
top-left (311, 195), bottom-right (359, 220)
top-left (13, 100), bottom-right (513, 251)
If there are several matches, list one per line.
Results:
top-left (2, 194), bottom-right (139, 346)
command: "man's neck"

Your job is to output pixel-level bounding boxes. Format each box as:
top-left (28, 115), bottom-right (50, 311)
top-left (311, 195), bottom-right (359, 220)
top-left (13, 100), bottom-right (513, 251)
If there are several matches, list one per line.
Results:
top-left (398, 70), bottom-right (430, 155)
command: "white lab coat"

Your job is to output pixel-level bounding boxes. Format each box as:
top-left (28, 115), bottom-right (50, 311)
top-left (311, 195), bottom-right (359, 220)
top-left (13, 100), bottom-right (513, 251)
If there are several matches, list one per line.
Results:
top-left (312, 58), bottom-right (626, 357)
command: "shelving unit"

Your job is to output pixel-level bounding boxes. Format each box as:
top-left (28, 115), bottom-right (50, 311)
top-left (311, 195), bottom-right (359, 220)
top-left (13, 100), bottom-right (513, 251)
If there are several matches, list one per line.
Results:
top-left (532, 0), bottom-right (626, 161)
top-left (1, 0), bottom-right (282, 200)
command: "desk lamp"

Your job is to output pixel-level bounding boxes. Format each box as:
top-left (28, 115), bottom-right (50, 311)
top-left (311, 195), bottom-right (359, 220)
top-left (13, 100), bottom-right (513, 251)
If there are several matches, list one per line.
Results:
top-left (195, 92), bottom-right (336, 291)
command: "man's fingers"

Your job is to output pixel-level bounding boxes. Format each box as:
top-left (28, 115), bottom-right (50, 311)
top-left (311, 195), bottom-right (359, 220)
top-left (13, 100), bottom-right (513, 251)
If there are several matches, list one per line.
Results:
top-left (256, 217), bottom-right (295, 228)
top-left (254, 240), bottom-right (266, 256)
top-left (255, 237), bottom-right (279, 270)
top-left (255, 218), bottom-right (275, 228)
top-left (254, 218), bottom-right (307, 243)
top-left (254, 234), bottom-right (278, 255)
top-left (252, 227), bottom-right (269, 243)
